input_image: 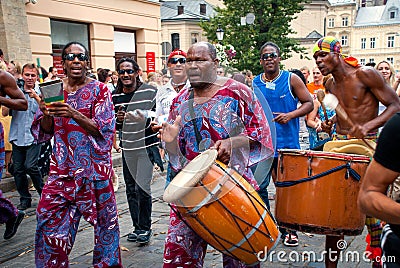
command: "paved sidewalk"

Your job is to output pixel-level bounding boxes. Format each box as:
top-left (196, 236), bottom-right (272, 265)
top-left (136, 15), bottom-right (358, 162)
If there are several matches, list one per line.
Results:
top-left (0, 152), bottom-right (373, 267)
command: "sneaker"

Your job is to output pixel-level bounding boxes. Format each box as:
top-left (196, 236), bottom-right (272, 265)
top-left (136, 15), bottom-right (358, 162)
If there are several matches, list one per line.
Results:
top-left (136, 230), bottom-right (152, 244)
top-left (127, 230), bottom-right (146, 242)
top-left (4, 210), bottom-right (25, 239)
top-left (17, 200), bottom-right (31, 210)
top-left (283, 233), bottom-right (299, 247)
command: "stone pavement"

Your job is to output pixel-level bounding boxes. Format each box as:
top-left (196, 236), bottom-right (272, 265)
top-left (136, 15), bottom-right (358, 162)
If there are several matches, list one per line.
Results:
top-left (0, 152), bottom-right (374, 268)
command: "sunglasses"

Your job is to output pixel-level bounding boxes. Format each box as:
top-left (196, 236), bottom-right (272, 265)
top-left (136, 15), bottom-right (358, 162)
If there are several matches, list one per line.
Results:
top-left (217, 71), bottom-right (224, 74)
top-left (63, 53), bottom-right (88, 61)
top-left (118, 69), bottom-right (136, 75)
top-left (261, 52), bottom-right (279, 60)
top-left (169, 58), bottom-right (186, 64)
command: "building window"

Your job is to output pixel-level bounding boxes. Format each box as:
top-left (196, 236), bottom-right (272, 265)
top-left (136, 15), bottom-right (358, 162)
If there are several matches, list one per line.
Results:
top-left (342, 17), bottom-right (348, 27)
top-left (369, 58), bottom-right (375, 64)
top-left (361, 38), bottom-right (366, 49)
top-left (50, 20), bottom-right (90, 76)
top-left (389, 9), bottom-right (397, 19)
top-left (360, 58), bottom-right (366, 65)
top-left (341, 35), bottom-right (348, 46)
top-left (387, 57), bottom-right (394, 64)
top-left (328, 18), bottom-right (335, 28)
top-left (361, 0), bottom-right (366, 7)
top-left (200, 3), bottom-right (206, 15)
top-left (388, 36), bottom-right (395, 47)
top-left (114, 30), bottom-right (137, 64)
top-left (171, 33), bottom-right (180, 50)
top-left (370, 37), bottom-right (376, 48)
top-left (191, 33), bottom-right (199, 44)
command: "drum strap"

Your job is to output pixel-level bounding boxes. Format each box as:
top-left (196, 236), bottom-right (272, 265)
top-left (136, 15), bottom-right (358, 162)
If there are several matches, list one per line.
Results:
top-left (189, 89), bottom-right (205, 152)
top-left (275, 162), bottom-right (361, 187)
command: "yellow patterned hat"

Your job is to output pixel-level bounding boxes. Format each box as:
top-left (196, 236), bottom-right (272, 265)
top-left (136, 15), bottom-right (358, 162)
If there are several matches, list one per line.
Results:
top-left (312, 36), bottom-right (342, 54)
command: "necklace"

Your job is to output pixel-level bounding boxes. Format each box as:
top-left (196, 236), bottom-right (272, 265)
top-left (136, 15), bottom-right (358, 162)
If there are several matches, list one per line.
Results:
top-left (171, 80), bottom-right (186, 87)
top-left (262, 73), bottom-right (278, 83)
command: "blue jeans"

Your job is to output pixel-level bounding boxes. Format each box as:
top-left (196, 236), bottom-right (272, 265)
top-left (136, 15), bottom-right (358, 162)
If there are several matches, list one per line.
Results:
top-left (252, 157), bottom-right (277, 210)
top-left (12, 142), bottom-right (43, 204)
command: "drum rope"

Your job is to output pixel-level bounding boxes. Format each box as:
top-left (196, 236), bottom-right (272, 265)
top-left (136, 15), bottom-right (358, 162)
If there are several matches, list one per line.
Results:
top-left (169, 203), bottom-right (250, 260)
top-left (167, 162), bottom-right (278, 261)
top-left (275, 162), bottom-right (361, 188)
top-left (214, 162), bottom-right (278, 227)
top-left (214, 163), bottom-right (278, 239)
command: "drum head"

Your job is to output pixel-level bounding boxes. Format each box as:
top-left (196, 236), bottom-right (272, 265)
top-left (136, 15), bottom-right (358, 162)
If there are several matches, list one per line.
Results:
top-left (163, 149), bottom-right (218, 203)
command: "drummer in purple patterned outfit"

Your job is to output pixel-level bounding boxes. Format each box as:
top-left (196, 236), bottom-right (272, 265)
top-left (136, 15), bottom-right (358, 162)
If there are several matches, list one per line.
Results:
top-left (0, 70), bottom-right (28, 240)
top-left (32, 42), bottom-right (121, 267)
top-left (159, 42), bottom-right (274, 267)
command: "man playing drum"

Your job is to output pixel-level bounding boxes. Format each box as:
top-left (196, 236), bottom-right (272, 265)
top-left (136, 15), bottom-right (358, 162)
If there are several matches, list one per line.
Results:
top-left (159, 42), bottom-right (274, 267)
top-left (313, 36), bottom-right (400, 267)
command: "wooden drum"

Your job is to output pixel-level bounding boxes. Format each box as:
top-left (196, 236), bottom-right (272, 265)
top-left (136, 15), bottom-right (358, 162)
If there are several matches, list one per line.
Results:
top-left (164, 149), bottom-right (279, 265)
top-left (275, 149), bottom-right (370, 236)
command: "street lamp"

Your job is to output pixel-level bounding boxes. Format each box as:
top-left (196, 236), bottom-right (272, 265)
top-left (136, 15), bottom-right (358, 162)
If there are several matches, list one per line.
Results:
top-left (216, 25), bottom-right (224, 42)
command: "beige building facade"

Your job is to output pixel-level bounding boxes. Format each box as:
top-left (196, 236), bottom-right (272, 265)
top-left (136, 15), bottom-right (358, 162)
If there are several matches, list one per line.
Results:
top-left (285, 0), bottom-right (400, 73)
top-left (283, 0), bottom-right (330, 75)
top-left (160, 0), bottom-right (217, 66)
top-left (0, 0), bottom-right (161, 73)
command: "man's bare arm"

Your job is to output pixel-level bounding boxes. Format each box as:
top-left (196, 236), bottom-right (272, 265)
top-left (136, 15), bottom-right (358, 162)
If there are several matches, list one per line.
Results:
top-left (290, 74), bottom-right (313, 118)
top-left (358, 160), bottom-right (400, 224)
top-left (360, 68), bottom-right (400, 132)
top-left (0, 71), bottom-right (27, 111)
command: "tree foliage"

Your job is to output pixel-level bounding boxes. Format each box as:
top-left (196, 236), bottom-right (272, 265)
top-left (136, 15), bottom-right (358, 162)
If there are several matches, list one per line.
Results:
top-left (200, 0), bottom-right (310, 74)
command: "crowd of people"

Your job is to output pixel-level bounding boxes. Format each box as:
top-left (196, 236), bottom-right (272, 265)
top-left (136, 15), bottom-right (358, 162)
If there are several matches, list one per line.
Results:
top-left (0, 36), bottom-right (399, 268)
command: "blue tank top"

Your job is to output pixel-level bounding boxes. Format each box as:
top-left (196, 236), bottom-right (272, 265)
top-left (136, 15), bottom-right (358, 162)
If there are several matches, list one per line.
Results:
top-left (253, 70), bottom-right (300, 156)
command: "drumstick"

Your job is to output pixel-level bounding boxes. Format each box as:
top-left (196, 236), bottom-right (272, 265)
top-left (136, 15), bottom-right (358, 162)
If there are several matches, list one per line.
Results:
top-left (323, 94), bottom-right (375, 151)
top-left (323, 94), bottom-right (354, 126)
top-left (316, 90), bottom-right (329, 125)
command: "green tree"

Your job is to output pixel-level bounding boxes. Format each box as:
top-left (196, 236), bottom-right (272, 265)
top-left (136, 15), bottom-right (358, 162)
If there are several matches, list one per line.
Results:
top-left (200, 0), bottom-right (310, 74)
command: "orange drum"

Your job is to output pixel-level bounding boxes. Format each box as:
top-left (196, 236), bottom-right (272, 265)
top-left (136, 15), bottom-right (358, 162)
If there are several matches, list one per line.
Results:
top-left (275, 149), bottom-right (370, 236)
top-left (163, 149), bottom-right (279, 265)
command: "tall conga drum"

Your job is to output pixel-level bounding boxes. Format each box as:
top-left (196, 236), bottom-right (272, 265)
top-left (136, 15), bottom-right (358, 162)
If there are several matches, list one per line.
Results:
top-left (164, 149), bottom-right (279, 265)
top-left (275, 149), bottom-right (369, 236)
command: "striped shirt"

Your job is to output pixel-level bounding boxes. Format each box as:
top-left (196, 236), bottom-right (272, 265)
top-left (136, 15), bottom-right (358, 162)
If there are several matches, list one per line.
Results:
top-left (112, 84), bottom-right (158, 151)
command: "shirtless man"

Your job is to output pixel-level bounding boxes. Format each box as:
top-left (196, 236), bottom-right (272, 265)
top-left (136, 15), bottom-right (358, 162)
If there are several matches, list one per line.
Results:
top-left (313, 36), bottom-right (400, 138)
top-left (313, 36), bottom-right (400, 268)
top-left (0, 70), bottom-right (28, 239)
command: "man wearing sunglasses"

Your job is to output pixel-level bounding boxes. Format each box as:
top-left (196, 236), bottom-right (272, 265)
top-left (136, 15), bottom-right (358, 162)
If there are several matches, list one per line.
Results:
top-left (33, 41), bottom-right (121, 267)
top-left (112, 57), bottom-right (158, 246)
top-left (252, 41), bottom-right (313, 247)
top-left (154, 49), bottom-right (189, 183)
top-left (159, 41), bottom-right (274, 268)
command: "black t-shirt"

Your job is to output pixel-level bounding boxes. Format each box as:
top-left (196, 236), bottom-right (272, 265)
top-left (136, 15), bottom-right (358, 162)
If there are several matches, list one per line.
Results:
top-left (374, 112), bottom-right (400, 236)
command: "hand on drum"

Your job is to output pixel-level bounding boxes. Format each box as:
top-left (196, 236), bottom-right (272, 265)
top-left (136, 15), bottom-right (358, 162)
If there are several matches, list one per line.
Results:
top-left (159, 115), bottom-right (181, 143)
top-left (213, 139), bottom-right (231, 164)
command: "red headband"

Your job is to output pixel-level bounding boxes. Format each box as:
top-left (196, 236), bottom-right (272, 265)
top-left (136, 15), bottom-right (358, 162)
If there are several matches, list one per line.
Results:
top-left (167, 49), bottom-right (187, 62)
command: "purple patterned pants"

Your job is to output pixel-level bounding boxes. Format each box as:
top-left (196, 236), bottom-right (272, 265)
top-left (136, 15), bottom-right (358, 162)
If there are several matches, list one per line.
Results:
top-left (35, 176), bottom-right (122, 267)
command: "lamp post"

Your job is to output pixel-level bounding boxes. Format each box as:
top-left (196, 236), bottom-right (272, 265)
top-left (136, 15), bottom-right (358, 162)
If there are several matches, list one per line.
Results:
top-left (216, 25), bottom-right (224, 44)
